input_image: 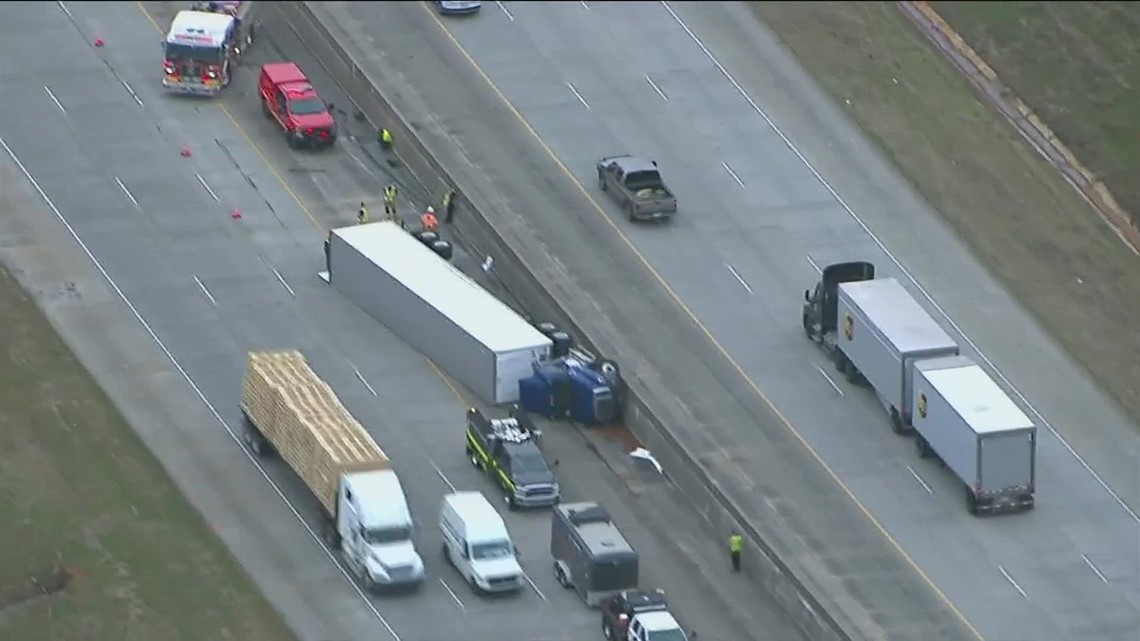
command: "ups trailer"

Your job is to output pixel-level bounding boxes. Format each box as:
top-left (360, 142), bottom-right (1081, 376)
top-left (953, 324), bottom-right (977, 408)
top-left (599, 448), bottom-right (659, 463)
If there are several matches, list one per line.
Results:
top-left (912, 356), bottom-right (1036, 515)
top-left (551, 502), bottom-right (639, 607)
top-left (806, 267), bottom-right (959, 434)
top-left (327, 222), bottom-right (552, 405)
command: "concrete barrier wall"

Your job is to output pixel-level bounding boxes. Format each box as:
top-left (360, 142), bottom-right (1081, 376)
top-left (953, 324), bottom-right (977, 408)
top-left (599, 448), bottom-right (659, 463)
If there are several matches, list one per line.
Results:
top-left (273, 4), bottom-right (849, 641)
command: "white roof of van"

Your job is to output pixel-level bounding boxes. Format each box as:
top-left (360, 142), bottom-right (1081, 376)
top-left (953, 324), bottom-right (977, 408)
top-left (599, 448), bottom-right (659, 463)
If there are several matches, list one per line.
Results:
top-left (348, 470), bottom-right (410, 527)
top-left (333, 223), bottom-right (551, 354)
top-left (639, 610), bottom-right (682, 633)
top-left (167, 11), bottom-right (233, 46)
top-left (919, 358), bottom-right (1034, 434)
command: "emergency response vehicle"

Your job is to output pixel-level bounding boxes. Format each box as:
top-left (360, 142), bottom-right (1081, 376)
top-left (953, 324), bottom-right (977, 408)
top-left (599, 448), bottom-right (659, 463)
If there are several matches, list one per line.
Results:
top-left (161, 6), bottom-right (254, 96)
top-left (465, 407), bottom-right (560, 510)
top-left (601, 590), bottom-right (690, 641)
top-left (259, 62), bottom-right (338, 148)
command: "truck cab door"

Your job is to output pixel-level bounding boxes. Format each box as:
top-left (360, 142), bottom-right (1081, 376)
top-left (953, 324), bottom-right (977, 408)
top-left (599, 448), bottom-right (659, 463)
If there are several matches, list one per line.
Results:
top-left (274, 91), bottom-right (288, 127)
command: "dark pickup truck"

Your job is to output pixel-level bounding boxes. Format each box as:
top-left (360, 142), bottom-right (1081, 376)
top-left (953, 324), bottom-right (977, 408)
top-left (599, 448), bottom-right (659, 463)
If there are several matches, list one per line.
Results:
top-left (596, 155), bottom-right (678, 222)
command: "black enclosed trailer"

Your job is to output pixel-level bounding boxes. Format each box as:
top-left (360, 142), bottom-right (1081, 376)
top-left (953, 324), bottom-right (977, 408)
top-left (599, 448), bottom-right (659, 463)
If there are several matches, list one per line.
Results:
top-left (551, 502), bottom-right (638, 606)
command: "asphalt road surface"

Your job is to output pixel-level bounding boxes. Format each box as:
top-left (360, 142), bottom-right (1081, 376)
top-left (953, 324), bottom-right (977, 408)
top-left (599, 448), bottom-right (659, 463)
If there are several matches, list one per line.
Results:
top-left (0, 2), bottom-right (802, 641)
top-left (313, 2), bottom-right (1140, 641)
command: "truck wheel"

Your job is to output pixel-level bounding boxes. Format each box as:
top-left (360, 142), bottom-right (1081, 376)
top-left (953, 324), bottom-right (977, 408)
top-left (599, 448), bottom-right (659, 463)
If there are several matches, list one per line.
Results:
top-left (506, 493), bottom-right (519, 512)
top-left (323, 521), bottom-right (341, 549)
top-left (261, 98), bottom-right (271, 119)
top-left (801, 313), bottom-right (813, 340)
top-left (602, 619), bottom-right (615, 641)
top-left (834, 352), bottom-right (848, 375)
top-left (915, 435), bottom-right (932, 459)
top-left (626, 202), bottom-right (636, 222)
top-left (442, 542), bottom-right (452, 565)
top-left (844, 362), bottom-right (859, 384)
top-left (469, 453), bottom-right (481, 469)
top-left (965, 486), bottom-right (979, 516)
top-left (598, 171), bottom-right (607, 191)
top-left (889, 408), bottom-right (906, 435)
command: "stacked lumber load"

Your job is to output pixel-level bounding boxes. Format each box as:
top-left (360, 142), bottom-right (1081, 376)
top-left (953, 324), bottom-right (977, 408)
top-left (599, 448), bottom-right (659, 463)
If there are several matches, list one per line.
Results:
top-left (242, 350), bottom-right (389, 516)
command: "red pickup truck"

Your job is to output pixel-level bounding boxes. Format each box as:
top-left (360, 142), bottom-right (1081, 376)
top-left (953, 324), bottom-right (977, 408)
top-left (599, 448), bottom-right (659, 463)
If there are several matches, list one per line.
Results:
top-left (258, 62), bottom-right (336, 149)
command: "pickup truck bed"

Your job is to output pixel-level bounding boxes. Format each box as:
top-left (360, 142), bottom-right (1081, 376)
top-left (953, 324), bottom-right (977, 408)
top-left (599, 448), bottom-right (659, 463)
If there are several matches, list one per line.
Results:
top-left (597, 155), bottom-right (677, 222)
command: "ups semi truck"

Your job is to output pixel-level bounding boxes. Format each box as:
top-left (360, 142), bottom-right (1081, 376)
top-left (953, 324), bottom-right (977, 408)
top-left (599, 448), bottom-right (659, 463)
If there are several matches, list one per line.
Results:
top-left (804, 263), bottom-right (959, 434)
top-left (241, 350), bottom-right (425, 589)
top-left (912, 356), bottom-right (1036, 515)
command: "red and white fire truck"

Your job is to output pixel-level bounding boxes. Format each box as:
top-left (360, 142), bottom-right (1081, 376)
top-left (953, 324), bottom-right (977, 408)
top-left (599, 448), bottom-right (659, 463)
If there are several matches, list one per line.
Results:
top-left (161, 3), bottom-right (256, 96)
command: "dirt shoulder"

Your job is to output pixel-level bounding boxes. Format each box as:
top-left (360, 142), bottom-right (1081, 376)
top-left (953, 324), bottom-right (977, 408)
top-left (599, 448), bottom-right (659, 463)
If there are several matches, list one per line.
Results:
top-left (752, 1), bottom-right (1140, 426)
top-left (0, 267), bottom-right (294, 641)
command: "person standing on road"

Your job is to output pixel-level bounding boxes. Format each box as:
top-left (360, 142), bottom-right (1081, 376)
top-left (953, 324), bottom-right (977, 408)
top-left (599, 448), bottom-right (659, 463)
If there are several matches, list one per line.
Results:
top-left (420, 206), bottom-right (439, 233)
top-left (729, 533), bottom-right (743, 572)
top-left (383, 184), bottom-right (398, 219)
top-left (357, 202), bottom-right (369, 225)
top-left (379, 128), bottom-right (394, 151)
top-left (442, 189), bottom-right (457, 225)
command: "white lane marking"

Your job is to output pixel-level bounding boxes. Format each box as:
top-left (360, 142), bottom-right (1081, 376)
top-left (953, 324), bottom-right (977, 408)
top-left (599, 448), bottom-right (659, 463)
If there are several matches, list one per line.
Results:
top-left (195, 173), bottom-right (219, 202)
top-left (814, 365), bottom-right (844, 398)
top-left (522, 571), bottom-right (547, 601)
top-left (44, 86), bottom-right (66, 114)
top-left (342, 143), bottom-right (380, 181)
top-left (661, 1), bottom-right (1138, 524)
top-left (193, 276), bottom-right (219, 307)
top-left (439, 579), bottom-right (465, 611)
top-left (724, 262), bottom-right (752, 294)
top-left (56, 0), bottom-right (73, 20)
top-left (115, 177), bottom-right (139, 208)
top-left (353, 366), bottom-right (378, 397)
top-left (565, 81), bottom-right (590, 110)
top-left (120, 79), bottom-right (145, 108)
top-left (905, 465), bottom-right (933, 495)
top-left (272, 267), bottom-right (296, 297)
top-left (495, 1), bottom-right (514, 21)
top-left (581, 0), bottom-right (590, 9)
top-left (0, 135), bottom-right (403, 641)
top-left (430, 459), bottom-right (456, 491)
top-left (998, 565), bottom-right (1029, 599)
top-left (1081, 554), bottom-right (1110, 585)
top-left (805, 254), bottom-right (821, 274)
top-left (645, 75), bottom-right (669, 101)
top-left (721, 161), bottom-right (745, 188)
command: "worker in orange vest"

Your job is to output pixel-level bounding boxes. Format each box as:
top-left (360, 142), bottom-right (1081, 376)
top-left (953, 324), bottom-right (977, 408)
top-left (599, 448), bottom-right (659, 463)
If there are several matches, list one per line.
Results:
top-left (420, 206), bottom-right (439, 233)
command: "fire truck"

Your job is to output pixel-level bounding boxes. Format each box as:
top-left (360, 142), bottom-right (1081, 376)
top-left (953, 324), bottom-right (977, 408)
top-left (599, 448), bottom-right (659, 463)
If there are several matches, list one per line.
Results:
top-left (161, 3), bottom-right (256, 96)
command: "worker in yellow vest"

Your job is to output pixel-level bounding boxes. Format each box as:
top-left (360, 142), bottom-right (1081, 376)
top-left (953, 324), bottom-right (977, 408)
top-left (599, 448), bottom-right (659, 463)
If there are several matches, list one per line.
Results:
top-left (729, 533), bottom-right (743, 572)
top-left (379, 128), bottom-right (393, 150)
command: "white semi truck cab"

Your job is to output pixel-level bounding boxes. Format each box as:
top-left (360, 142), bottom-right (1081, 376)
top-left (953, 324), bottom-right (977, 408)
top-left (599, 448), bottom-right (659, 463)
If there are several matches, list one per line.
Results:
top-left (335, 470), bottom-right (425, 589)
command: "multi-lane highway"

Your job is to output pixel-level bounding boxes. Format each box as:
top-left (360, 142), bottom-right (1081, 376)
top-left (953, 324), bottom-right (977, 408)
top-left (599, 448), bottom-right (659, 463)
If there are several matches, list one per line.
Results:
top-left (312, 2), bottom-right (1140, 641)
top-left (0, 2), bottom-right (802, 641)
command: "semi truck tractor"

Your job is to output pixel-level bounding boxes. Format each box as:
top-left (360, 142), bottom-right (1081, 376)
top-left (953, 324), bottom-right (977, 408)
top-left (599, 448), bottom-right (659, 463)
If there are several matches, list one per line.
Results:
top-left (912, 356), bottom-right (1037, 515)
top-left (804, 263), bottom-right (959, 434)
top-left (326, 222), bottom-right (623, 422)
top-left (240, 350), bottom-right (426, 589)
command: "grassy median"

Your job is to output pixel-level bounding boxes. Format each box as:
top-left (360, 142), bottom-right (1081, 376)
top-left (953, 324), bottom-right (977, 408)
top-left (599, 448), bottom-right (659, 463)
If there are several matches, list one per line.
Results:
top-left (753, 1), bottom-right (1140, 425)
top-left (0, 267), bottom-right (295, 641)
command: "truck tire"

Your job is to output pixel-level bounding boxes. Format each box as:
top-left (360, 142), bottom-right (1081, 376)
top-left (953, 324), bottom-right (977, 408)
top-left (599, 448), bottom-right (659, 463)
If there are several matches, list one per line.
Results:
top-left (506, 492), bottom-right (519, 512)
top-left (598, 171), bottom-right (607, 191)
top-left (261, 98), bottom-right (271, 119)
top-left (916, 435), bottom-right (932, 459)
top-left (834, 351), bottom-right (848, 375)
top-left (602, 619), bottom-right (615, 641)
top-left (626, 202), bottom-right (636, 222)
top-left (802, 313), bottom-right (813, 340)
top-left (889, 407), bottom-right (906, 435)
top-left (965, 486), bottom-right (979, 516)
top-left (323, 520), bottom-right (341, 549)
top-left (844, 362), bottom-right (859, 384)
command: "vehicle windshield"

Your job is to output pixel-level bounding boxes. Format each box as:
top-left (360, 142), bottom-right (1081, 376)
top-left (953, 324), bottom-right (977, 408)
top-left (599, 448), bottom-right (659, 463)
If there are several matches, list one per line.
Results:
top-left (288, 97), bottom-right (327, 116)
top-left (164, 42), bottom-right (223, 64)
top-left (512, 450), bottom-right (549, 474)
top-left (364, 525), bottom-right (411, 545)
top-left (470, 540), bottom-right (513, 561)
top-left (647, 629), bottom-right (687, 641)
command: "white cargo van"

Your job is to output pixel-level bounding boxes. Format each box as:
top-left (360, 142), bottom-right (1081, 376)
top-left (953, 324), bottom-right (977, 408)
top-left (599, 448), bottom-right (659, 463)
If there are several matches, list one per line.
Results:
top-left (440, 492), bottom-right (524, 593)
top-left (338, 471), bottom-right (425, 589)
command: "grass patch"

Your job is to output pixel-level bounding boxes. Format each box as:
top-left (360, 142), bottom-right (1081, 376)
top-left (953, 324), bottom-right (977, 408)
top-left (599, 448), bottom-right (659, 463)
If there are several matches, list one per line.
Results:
top-left (0, 267), bottom-right (295, 641)
top-left (934, 1), bottom-right (1140, 225)
top-left (751, 2), bottom-right (1140, 423)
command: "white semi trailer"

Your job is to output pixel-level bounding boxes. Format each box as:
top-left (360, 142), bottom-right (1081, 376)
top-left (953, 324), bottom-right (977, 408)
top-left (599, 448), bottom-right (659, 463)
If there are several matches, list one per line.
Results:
top-left (911, 355), bottom-right (1036, 515)
top-left (834, 277), bottom-right (959, 433)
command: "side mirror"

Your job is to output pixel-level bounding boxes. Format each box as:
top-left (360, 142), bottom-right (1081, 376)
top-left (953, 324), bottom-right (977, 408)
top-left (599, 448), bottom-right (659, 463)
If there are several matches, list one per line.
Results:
top-left (513, 545), bottom-right (520, 557)
top-left (803, 289), bottom-right (810, 302)
top-left (651, 160), bottom-right (658, 167)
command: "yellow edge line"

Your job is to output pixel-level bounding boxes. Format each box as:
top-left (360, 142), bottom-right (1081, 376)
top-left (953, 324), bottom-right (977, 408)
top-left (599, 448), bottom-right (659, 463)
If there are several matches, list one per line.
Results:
top-left (419, 3), bottom-right (982, 639)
